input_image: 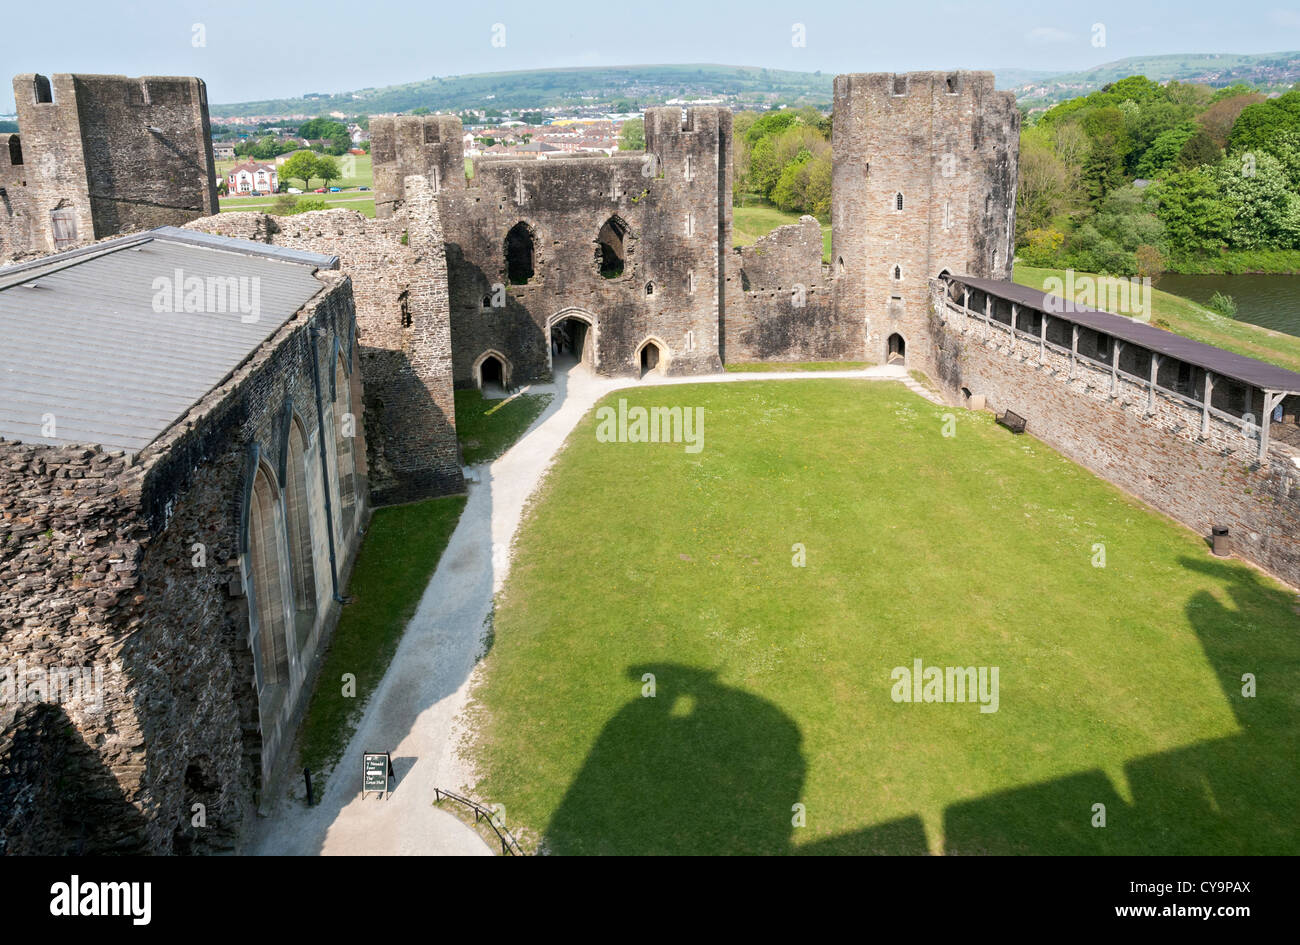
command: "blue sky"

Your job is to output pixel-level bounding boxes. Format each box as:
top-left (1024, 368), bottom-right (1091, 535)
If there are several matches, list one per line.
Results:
top-left (2, 0), bottom-right (1299, 112)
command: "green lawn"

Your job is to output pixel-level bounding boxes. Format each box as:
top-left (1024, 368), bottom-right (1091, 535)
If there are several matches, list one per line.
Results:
top-left (733, 195), bottom-right (831, 262)
top-left (454, 388), bottom-right (553, 465)
top-left (470, 380), bottom-right (1299, 854)
top-left (219, 193), bottom-right (376, 218)
top-left (298, 496), bottom-right (465, 783)
top-left (1015, 265), bottom-right (1300, 375)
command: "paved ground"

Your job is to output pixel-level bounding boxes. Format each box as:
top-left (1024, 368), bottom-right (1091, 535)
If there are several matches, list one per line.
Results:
top-left (248, 362), bottom-right (931, 855)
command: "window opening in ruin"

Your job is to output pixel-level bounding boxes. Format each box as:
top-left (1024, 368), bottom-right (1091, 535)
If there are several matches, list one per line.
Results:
top-left (895, 192), bottom-right (904, 211)
top-left (645, 281), bottom-right (654, 296)
top-left (285, 419), bottom-right (316, 650)
top-left (597, 216), bottom-right (628, 279)
top-left (504, 221), bottom-right (534, 285)
top-left (7, 137), bottom-right (21, 166)
top-left (399, 290), bottom-right (411, 328)
top-left (639, 340), bottom-right (663, 378)
top-left (33, 76), bottom-right (52, 104)
top-left (946, 75), bottom-right (959, 94)
top-left (893, 265), bottom-right (902, 281)
top-left (249, 464), bottom-right (290, 690)
top-left (837, 256), bottom-right (845, 275)
top-left (892, 76), bottom-right (907, 96)
top-left (887, 333), bottom-right (907, 364)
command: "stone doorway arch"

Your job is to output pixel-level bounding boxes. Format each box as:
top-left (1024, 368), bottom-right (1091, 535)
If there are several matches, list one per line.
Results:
top-left (637, 336), bottom-right (668, 378)
top-left (547, 308), bottom-right (598, 376)
top-left (473, 349), bottom-right (512, 393)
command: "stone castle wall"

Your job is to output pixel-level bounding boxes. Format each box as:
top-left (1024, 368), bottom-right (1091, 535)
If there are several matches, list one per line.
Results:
top-left (723, 216), bottom-right (857, 362)
top-left (185, 182), bottom-right (463, 503)
top-left (373, 108), bottom-right (733, 385)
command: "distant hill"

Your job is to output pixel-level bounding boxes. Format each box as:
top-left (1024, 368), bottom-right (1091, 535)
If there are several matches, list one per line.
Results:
top-left (1013, 51), bottom-right (1300, 110)
top-left (211, 64), bottom-right (839, 117)
top-left (209, 54), bottom-right (1300, 119)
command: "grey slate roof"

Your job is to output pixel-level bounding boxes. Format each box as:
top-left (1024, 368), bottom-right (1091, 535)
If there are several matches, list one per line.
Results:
top-left (0, 229), bottom-right (337, 453)
top-left (950, 275), bottom-right (1300, 394)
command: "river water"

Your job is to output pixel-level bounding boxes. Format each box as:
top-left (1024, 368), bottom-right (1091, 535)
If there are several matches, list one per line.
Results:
top-left (1156, 273), bottom-right (1300, 338)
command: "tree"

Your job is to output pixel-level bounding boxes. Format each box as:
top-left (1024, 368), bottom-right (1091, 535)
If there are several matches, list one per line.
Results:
top-left (1017, 127), bottom-right (1074, 238)
top-left (1151, 168), bottom-right (1231, 255)
top-left (1080, 107), bottom-right (1132, 205)
top-left (315, 155), bottom-right (341, 190)
top-left (1178, 129), bottom-right (1221, 169)
top-left (1215, 150), bottom-right (1300, 249)
top-left (279, 151), bottom-right (319, 191)
top-left (1228, 89), bottom-right (1300, 153)
top-left (618, 118), bottom-right (644, 152)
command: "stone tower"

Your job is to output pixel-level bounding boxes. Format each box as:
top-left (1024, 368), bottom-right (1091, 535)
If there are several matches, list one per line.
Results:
top-left (831, 71), bottom-right (1019, 368)
top-left (0, 73), bottom-right (219, 261)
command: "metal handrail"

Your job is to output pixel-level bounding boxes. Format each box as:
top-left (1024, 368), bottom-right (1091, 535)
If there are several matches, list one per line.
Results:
top-left (434, 787), bottom-right (525, 856)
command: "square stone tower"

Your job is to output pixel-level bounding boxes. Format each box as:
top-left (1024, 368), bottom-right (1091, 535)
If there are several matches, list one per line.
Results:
top-left (1, 74), bottom-right (219, 260)
top-left (831, 71), bottom-right (1019, 368)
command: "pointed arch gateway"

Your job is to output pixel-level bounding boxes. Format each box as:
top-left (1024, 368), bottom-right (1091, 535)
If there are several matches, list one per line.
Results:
top-left (547, 308), bottom-right (598, 374)
top-left (637, 336), bottom-right (668, 378)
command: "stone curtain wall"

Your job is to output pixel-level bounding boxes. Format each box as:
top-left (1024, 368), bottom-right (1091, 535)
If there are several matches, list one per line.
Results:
top-left (373, 109), bottom-right (732, 385)
top-left (831, 72), bottom-right (1019, 368)
top-left (186, 194), bottom-right (464, 503)
top-left (0, 274), bottom-right (367, 853)
top-left (926, 284), bottom-right (1300, 587)
top-left (724, 217), bottom-right (857, 362)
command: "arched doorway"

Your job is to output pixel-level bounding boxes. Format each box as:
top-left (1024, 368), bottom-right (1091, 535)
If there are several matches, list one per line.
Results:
top-left (887, 333), bottom-right (907, 365)
top-left (638, 338), bottom-right (665, 379)
top-left (504, 222), bottom-right (534, 285)
top-left (548, 309), bottom-right (596, 376)
top-left (474, 349), bottom-right (512, 396)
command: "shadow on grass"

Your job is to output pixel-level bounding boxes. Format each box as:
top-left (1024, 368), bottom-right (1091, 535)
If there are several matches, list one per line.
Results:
top-left (543, 558), bottom-right (1298, 855)
top-left (545, 664), bottom-right (804, 855)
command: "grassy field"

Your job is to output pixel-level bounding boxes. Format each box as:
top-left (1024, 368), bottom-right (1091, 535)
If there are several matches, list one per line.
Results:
top-left (733, 195), bottom-right (831, 262)
top-left (219, 193), bottom-right (376, 217)
top-left (1015, 266), bottom-right (1300, 375)
top-left (469, 379), bottom-right (1299, 855)
top-left (454, 388), bottom-right (553, 465)
top-left (297, 496), bottom-right (465, 783)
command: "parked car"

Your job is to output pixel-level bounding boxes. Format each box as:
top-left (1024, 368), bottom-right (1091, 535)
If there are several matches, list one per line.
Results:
top-left (329, 187), bottom-right (341, 192)
top-left (357, 186), bottom-right (370, 191)
top-left (313, 188), bottom-right (326, 193)
top-left (287, 187), bottom-right (303, 194)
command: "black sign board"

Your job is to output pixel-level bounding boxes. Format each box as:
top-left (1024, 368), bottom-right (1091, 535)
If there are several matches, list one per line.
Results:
top-left (362, 752), bottom-right (393, 799)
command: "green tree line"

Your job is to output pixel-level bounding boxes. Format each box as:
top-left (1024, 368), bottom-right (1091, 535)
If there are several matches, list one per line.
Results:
top-left (1016, 76), bottom-right (1300, 274)
top-left (732, 107), bottom-right (832, 218)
